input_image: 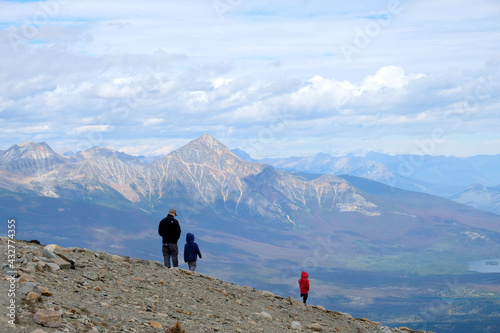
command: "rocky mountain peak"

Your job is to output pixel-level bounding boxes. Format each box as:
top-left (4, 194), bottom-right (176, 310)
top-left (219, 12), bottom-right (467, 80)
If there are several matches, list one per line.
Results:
top-left (197, 133), bottom-right (223, 148)
top-left (184, 133), bottom-right (235, 157)
top-left (2, 141), bottom-right (59, 159)
top-left (77, 146), bottom-right (145, 167)
top-left (79, 146), bottom-right (115, 158)
top-left (168, 133), bottom-right (245, 170)
top-left (0, 141), bottom-right (65, 175)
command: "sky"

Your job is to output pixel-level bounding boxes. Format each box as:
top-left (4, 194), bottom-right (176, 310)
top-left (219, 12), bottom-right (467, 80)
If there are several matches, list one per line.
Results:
top-left (1, 0), bottom-right (499, 159)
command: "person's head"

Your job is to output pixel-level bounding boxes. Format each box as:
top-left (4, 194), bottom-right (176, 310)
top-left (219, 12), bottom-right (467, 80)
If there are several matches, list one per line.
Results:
top-left (169, 208), bottom-right (177, 216)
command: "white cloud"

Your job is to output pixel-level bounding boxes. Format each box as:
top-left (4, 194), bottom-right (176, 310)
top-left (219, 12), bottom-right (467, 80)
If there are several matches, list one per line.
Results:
top-left (93, 83), bottom-right (142, 99)
top-left (142, 118), bottom-right (164, 126)
top-left (73, 125), bottom-right (110, 134)
top-left (0, 97), bottom-right (14, 112)
top-left (3, 125), bottom-right (50, 134)
top-left (0, 0), bottom-right (499, 157)
top-left (359, 66), bottom-right (426, 92)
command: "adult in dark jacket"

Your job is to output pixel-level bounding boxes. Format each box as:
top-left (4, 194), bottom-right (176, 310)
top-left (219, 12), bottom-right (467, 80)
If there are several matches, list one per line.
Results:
top-left (158, 208), bottom-right (181, 268)
top-left (184, 232), bottom-right (202, 271)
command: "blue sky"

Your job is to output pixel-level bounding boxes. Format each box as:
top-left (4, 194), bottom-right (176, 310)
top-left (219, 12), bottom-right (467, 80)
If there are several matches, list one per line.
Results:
top-left (1, 0), bottom-right (499, 158)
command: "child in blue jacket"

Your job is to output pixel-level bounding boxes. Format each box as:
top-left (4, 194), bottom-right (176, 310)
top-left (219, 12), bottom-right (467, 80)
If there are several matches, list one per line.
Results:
top-left (184, 233), bottom-right (202, 271)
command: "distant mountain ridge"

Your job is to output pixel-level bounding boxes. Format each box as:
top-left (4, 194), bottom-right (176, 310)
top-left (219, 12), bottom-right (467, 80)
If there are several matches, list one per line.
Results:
top-left (240, 150), bottom-right (500, 215)
top-left (256, 151), bottom-right (500, 188)
top-left (0, 134), bottom-right (379, 224)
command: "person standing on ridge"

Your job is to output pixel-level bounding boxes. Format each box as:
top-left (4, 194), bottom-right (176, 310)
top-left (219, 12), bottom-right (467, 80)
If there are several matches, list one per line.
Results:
top-left (184, 232), bottom-right (202, 271)
top-left (298, 271), bottom-right (310, 305)
top-left (158, 208), bottom-right (181, 268)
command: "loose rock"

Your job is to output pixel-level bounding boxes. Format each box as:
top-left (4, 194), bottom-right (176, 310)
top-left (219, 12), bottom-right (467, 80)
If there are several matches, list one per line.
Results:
top-left (308, 323), bottom-right (324, 331)
top-left (291, 321), bottom-right (302, 330)
top-left (19, 273), bottom-right (37, 283)
top-left (33, 309), bottom-right (63, 328)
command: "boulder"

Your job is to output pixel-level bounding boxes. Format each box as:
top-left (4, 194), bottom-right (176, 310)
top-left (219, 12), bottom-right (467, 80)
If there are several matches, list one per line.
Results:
top-left (288, 296), bottom-right (303, 307)
top-left (53, 248), bottom-right (76, 269)
top-left (35, 262), bottom-right (47, 272)
top-left (97, 251), bottom-right (113, 261)
top-left (83, 270), bottom-right (99, 281)
top-left (111, 255), bottom-right (125, 261)
top-left (50, 257), bottom-right (71, 270)
top-left (260, 290), bottom-right (274, 298)
top-left (45, 263), bottom-right (60, 271)
top-left (150, 321), bottom-right (162, 328)
top-left (33, 309), bottom-right (63, 328)
top-left (44, 244), bottom-right (63, 252)
top-left (18, 282), bottom-right (42, 296)
top-left (41, 248), bottom-right (59, 260)
top-left (25, 291), bottom-right (41, 302)
top-left (19, 273), bottom-right (37, 283)
top-left (308, 323), bottom-right (324, 332)
top-left (258, 311), bottom-right (272, 320)
top-left (40, 287), bottom-right (52, 296)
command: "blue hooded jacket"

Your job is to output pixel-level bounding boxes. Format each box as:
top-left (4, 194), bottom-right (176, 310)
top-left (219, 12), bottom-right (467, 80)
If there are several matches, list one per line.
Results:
top-left (184, 233), bottom-right (202, 263)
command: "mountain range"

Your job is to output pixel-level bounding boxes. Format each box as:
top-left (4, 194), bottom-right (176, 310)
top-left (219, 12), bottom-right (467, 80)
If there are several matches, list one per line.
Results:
top-left (0, 135), bottom-right (379, 220)
top-left (233, 150), bottom-right (500, 215)
top-left (2, 134), bottom-right (500, 258)
top-left (2, 134), bottom-right (500, 332)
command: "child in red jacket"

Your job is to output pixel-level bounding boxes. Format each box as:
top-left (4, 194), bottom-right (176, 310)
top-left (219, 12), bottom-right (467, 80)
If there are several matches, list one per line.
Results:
top-left (298, 271), bottom-right (309, 305)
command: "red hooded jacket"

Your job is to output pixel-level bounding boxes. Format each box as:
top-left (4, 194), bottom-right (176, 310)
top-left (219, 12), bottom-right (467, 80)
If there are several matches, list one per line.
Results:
top-left (298, 271), bottom-right (309, 294)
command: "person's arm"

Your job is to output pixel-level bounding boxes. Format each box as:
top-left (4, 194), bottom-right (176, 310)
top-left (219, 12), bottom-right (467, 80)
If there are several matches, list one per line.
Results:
top-left (195, 244), bottom-right (202, 259)
top-left (176, 221), bottom-right (181, 240)
top-left (158, 221), bottom-right (163, 237)
top-left (184, 244), bottom-right (188, 263)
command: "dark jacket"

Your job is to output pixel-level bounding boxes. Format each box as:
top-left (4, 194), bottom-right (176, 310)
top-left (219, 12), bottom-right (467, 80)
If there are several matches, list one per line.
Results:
top-left (158, 214), bottom-right (181, 244)
top-left (184, 233), bottom-right (202, 263)
top-left (298, 271), bottom-right (310, 294)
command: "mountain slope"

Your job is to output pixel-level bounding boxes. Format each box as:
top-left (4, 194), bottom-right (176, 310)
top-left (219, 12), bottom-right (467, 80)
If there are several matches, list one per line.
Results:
top-left (451, 184), bottom-right (500, 216)
top-left (3, 187), bottom-right (500, 333)
top-left (3, 238), bottom-right (429, 333)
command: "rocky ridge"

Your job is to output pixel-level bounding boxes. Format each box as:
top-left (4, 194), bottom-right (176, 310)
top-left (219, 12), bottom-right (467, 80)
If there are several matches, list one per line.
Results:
top-left (1, 238), bottom-right (433, 333)
top-left (0, 134), bottom-right (380, 222)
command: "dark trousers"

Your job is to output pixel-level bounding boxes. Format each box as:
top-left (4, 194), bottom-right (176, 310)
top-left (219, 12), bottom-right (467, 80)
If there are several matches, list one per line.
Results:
top-left (301, 293), bottom-right (308, 304)
top-left (162, 243), bottom-right (179, 268)
top-left (187, 261), bottom-right (197, 271)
